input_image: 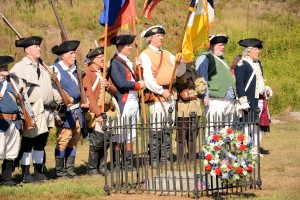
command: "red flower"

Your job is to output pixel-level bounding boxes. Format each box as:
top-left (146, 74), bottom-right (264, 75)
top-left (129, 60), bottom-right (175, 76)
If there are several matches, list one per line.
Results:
top-left (214, 146), bottom-right (221, 150)
top-left (205, 164), bottom-right (212, 171)
top-left (237, 134), bottom-right (245, 141)
top-left (226, 128), bottom-right (232, 134)
top-left (247, 165), bottom-right (253, 172)
top-left (205, 154), bottom-right (212, 161)
top-left (227, 164), bottom-right (233, 171)
top-left (212, 134), bottom-right (220, 142)
top-left (236, 166), bottom-right (243, 174)
top-left (239, 144), bottom-right (246, 151)
top-left (215, 167), bottom-right (222, 175)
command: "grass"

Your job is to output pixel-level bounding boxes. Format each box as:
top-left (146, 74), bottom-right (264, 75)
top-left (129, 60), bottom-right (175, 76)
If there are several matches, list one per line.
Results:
top-left (1, 115), bottom-right (300, 200)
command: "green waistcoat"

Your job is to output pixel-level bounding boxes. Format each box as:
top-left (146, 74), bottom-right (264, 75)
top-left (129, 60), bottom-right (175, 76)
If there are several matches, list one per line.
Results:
top-left (203, 52), bottom-right (236, 98)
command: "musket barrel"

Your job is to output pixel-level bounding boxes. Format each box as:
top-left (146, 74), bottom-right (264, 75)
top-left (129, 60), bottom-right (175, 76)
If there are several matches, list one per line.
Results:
top-left (0, 12), bottom-right (22, 39)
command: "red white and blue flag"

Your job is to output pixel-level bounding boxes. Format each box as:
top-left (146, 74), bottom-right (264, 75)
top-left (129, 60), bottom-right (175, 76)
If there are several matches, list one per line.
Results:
top-left (99, 0), bottom-right (137, 45)
top-left (142, 0), bottom-right (161, 19)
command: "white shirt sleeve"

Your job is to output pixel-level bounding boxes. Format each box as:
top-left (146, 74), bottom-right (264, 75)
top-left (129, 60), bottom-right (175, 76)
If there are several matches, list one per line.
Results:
top-left (140, 52), bottom-right (164, 95)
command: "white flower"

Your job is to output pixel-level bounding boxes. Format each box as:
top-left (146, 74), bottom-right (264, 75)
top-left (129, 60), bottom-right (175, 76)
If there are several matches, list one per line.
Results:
top-left (210, 170), bottom-right (216, 177)
top-left (218, 140), bottom-right (224, 146)
top-left (222, 173), bottom-right (228, 179)
top-left (243, 170), bottom-right (248, 175)
top-left (233, 174), bottom-right (240, 180)
top-left (221, 163), bottom-right (227, 170)
top-left (241, 160), bottom-right (246, 167)
top-left (233, 163), bottom-right (239, 168)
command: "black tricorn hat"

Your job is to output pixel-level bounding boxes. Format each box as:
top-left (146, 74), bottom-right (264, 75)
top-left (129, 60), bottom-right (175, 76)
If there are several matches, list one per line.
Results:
top-left (110, 34), bottom-right (136, 45)
top-left (209, 34), bottom-right (229, 45)
top-left (15, 36), bottom-right (43, 48)
top-left (0, 56), bottom-right (14, 67)
top-left (51, 40), bottom-right (80, 55)
top-left (141, 25), bottom-right (166, 38)
top-left (238, 38), bottom-right (263, 48)
top-left (86, 47), bottom-right (104, 58)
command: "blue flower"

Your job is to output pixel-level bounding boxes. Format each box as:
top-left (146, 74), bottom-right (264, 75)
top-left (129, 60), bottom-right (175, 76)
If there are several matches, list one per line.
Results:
top-left (212, 163), bottom-right (217, 169)
top-left (225, 136), bottom-right (231, 143)
top-left (228, 171), bottom-right (233, 178)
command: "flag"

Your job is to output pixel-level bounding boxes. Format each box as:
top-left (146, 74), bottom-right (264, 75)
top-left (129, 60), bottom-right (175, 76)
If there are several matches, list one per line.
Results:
top-left (99, 0), bottom-right (137, 46)
top-left (207, 0), bottom-right (214, 24)
top-left (181, 0), bottom-right (212, 63)
top-left (142, 0), bottom-right (161, 19)
top-left (99, 0), bottom-right (126, 26)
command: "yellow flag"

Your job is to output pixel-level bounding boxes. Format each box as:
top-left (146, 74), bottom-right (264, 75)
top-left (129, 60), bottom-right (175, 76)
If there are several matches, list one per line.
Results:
top-left (182, 0), bottom-right (210, 63)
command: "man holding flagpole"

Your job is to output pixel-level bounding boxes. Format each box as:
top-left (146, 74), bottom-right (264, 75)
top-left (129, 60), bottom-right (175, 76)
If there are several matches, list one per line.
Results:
top-left (140, 25), bottom-right (186, 166)
top-left (109, 34), bottom-right (145, 171)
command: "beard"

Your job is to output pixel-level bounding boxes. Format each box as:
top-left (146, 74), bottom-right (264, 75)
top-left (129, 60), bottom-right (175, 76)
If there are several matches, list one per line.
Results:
top-left (0, 71), bottom-right (9, 78)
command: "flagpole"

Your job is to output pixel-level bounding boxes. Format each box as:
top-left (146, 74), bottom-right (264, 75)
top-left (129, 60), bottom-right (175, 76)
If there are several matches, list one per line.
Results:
top-left (101, 0), bottom-right (110, 113)
top-left (168, 0), bottom-right (197, 91)
top-left (131, 0), bottom-right (147, 124)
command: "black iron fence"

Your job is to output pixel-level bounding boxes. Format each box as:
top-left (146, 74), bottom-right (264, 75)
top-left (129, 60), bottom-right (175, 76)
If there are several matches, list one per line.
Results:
top-left (101, 108), bottom-right (262, 199)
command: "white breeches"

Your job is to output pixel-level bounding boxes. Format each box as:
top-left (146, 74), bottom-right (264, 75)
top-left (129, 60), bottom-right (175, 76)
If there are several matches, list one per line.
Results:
top-left (0, 124), bottom-right (20, 160)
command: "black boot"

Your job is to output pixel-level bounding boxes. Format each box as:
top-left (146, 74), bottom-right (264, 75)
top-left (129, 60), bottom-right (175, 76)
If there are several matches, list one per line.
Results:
top-left (21, 165), bottom-right (38, 183)
top-left (98, 146), bottom-right (110, 176)
top-left (65, 156), bottom-right (77, 178)
top-left (55, 157), bottom-right (67, 178)
top-left (111, 149), bottom-right (121, 174)
top-left (122, 150), bottom-right (136, 171)
top-left (2, 160), bottom-right (17, 186)
top-left (33, 164), bottom-right (49, 181)
top-left (161, 131), bottom-right (171, 165)
top-left (148, 132), bottom-right (160, 167)
top-left (87, 146), bottom-right (100, 176)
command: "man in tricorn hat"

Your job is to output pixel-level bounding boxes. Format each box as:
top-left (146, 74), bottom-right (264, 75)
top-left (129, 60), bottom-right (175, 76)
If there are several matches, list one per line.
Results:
top-left (109, 34), bottom-right (145, 171)
top-left (83, 47), bottom-right (118, 176)
top-left (140, 25), bottom-right (186, 166)
top-left (235, 38), bottom-right (272, 146)
top-left (195, 34), bottom-right (236, 135)
top-left (0, 56), bottom-right (26, 186)
top-left (51, 40), bottom-right (88, 178)
top-left (10, 36), bottom-right (60, 183)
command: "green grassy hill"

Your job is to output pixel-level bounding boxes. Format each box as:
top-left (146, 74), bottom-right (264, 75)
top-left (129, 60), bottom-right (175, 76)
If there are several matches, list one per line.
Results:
top-left (0, 0), bottom-right (299, 114)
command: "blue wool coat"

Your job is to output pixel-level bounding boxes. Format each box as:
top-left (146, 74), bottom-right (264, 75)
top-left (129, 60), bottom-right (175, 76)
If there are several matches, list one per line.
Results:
top-left (0, 81), bottom-right (21, 131)
top-left (234, 60), bottom-right (264, 122)
top-left (53, 63), bottom-right (83, 129)
top-left (109, 55), bottom-right (140, 114)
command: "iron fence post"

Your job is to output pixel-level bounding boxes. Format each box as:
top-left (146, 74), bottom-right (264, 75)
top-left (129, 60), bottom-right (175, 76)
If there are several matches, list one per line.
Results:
top-left (255, 108), bottom-right (262, 189)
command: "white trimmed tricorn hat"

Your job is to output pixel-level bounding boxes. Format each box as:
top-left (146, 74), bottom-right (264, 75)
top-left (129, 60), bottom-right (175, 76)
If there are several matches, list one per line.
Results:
top-left (141, 25), bottom-right (166, 38)
top-left (209, 34), bottom-right (229, 45)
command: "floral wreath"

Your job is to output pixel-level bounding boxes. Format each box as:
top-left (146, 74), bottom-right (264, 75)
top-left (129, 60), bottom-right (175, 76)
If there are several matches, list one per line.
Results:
top-left (201, 128), bottom-right (259, 184)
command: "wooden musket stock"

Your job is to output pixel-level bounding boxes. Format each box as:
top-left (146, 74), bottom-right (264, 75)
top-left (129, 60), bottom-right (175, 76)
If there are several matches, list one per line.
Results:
top-left (9, 77), bottom-right (35, 130)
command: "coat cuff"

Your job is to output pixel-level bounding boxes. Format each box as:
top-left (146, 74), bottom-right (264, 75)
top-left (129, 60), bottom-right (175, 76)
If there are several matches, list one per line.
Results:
top-left (134, 82), bottom-right (141, 91)
top-left (238, 96), bottom-right (248, 104)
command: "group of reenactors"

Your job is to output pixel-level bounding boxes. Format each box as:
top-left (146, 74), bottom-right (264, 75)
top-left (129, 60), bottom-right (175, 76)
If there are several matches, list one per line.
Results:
top-left (0, 23), bottom-right (271, 186)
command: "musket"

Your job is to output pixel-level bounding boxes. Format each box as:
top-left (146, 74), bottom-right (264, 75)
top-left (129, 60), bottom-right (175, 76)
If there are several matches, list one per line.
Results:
top-left (0, 12), bottom-right (74, 107)
top-left (49, 0), bottom-right (88, 106)
top-left (8, 76), bottom-right (35, 130)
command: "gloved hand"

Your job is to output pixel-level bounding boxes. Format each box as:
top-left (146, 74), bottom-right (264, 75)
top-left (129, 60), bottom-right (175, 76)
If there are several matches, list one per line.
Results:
top-left (265, 86), bottom-right (273, 99)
